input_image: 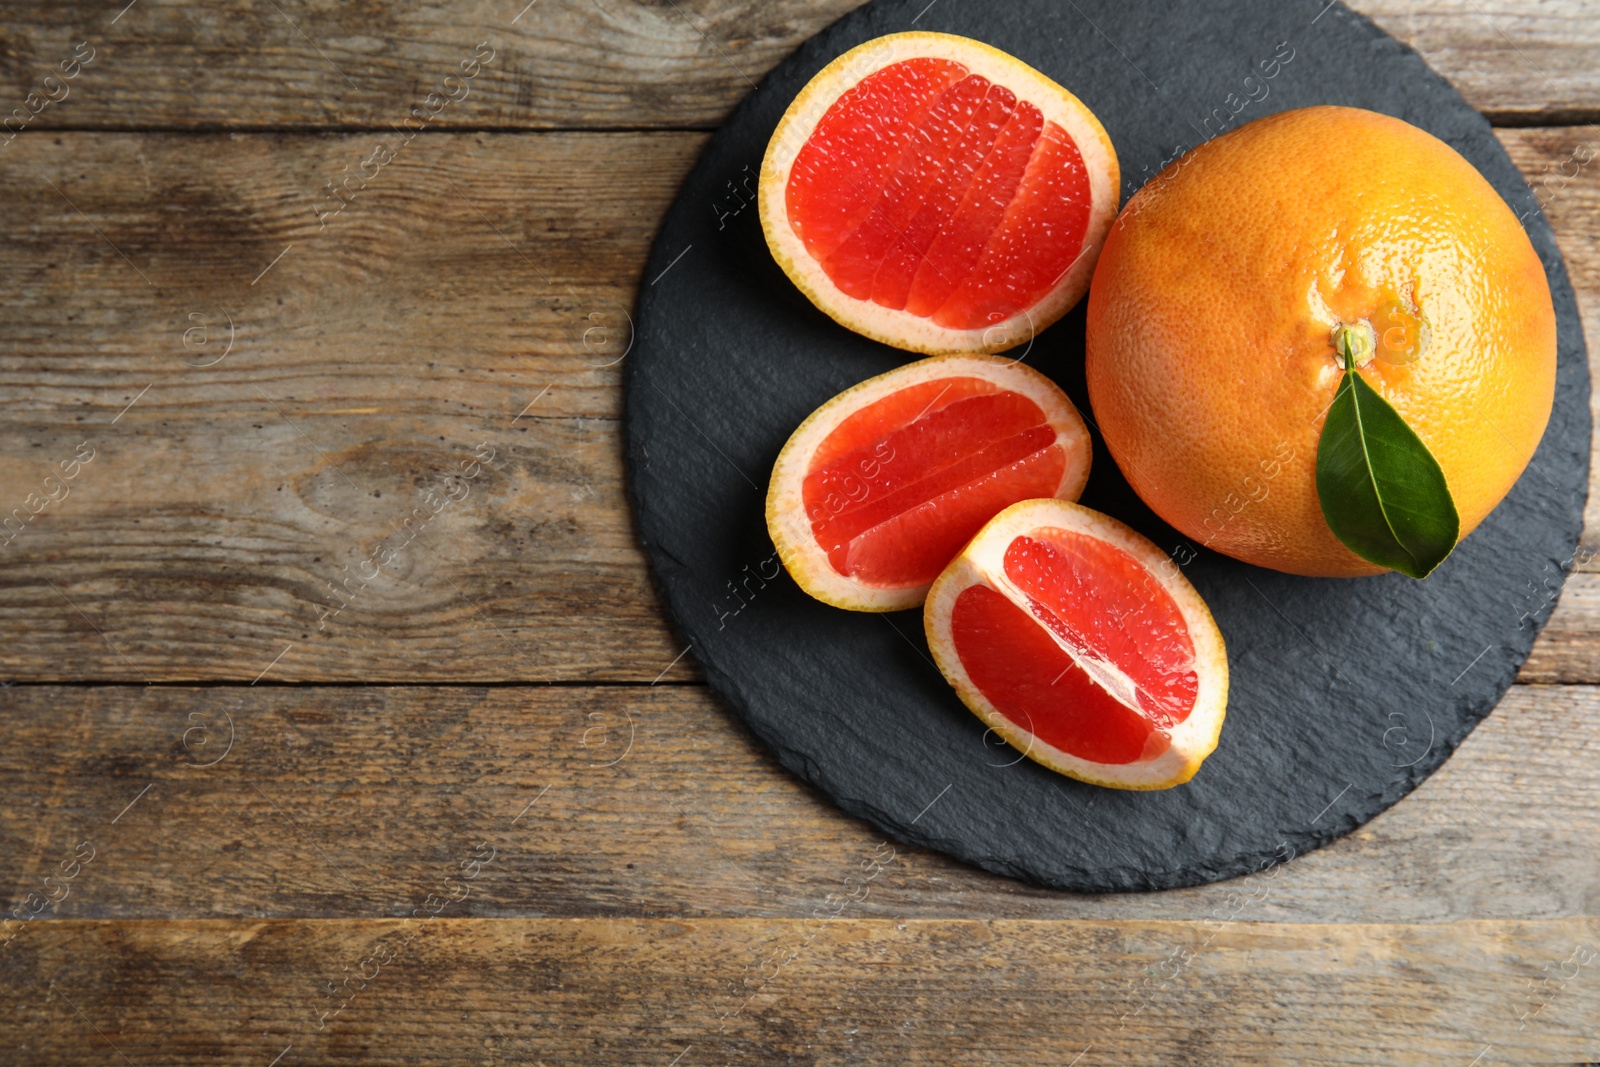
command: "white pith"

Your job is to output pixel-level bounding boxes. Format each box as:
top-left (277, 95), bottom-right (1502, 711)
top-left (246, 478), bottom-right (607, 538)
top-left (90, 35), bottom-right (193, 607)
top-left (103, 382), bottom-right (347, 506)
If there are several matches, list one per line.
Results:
top-left (923, 499), bottom-right (1228, 789)
top-left (766, 355), bottom-right (1092, 612)
top-left (759, 31), bottom-right (1121, 356)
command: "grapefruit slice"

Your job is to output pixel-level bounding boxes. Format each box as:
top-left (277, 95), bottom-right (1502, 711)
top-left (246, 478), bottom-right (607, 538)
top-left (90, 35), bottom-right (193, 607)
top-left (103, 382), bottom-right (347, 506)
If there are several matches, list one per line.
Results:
top-left (925, 499), bottom-right (1227, 789)
top-left (767, 355), bottom-right (1092, 612)
top-left (760, 32), bottom-right (1120, 356)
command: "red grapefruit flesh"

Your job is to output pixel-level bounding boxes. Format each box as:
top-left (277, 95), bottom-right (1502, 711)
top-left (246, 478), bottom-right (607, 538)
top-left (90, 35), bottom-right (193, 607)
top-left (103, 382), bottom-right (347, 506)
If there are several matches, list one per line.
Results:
top-left (768, 355), bottom-right (1092, 611)
top-left (925, 499), bottom-right (1227, 789)
top-left (761, 32), bottom-right (1120, 355)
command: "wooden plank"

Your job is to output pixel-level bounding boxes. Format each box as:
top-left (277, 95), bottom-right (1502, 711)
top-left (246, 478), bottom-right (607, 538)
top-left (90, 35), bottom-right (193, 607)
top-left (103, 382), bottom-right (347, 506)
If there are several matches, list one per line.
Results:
top-left (2, 1), bottom-right (1597, 131)
top-left (1495, 127), bottom-right (1600, 560)
top-left (0, 0), bottom-right (867, 131)
top-left (1504, 127), bottom-right (1600, 683)
top-left (0, 132), bottom-right (679, 422)
top-left (3, 916), bottom-right (1595, 1064)
top-left (0, 129), bottom-right (1595, 681)
top-left (1358, 0), bottom-right (1600, 123)
top-left (0, 130), bottom-right (699, 683)
top-left (1523, 575), bottom-right (1600, 682)
top-left (1, 683), bottom-right (1596, 924)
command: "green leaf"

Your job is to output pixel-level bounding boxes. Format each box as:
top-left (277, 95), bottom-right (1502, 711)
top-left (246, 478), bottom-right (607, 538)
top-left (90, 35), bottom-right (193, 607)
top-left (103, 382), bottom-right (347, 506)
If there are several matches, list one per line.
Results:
top-left (1315, 326), bottom-right (1460, 579)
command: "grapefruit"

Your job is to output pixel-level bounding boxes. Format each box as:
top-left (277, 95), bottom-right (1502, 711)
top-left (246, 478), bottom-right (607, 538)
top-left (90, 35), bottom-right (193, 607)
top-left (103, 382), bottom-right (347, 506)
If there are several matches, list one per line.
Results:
top-left (925, 499), bottom-right (1227, 790)
top-left (767, 355), bottom-right (1092, 611)
top-left (1085, 105), bottom-right (1557, 577)
top-left (761, 32), bottom-right (1120, 356)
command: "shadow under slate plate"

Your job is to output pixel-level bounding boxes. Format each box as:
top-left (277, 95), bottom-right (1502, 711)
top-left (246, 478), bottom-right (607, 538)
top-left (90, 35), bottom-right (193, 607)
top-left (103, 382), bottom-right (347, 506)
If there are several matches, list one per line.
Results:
top-left (623, 0), bottom-right (1590, 891)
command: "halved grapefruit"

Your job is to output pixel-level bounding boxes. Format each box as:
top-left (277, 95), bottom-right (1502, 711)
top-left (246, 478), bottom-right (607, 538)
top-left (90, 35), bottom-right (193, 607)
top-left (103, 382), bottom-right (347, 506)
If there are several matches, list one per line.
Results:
top-left (760, 32), bottom-right (1120, 356)
top-left (767, 355), bottom-right (1092, 612)
top-left (925, 499), bottom-right (1227, 789)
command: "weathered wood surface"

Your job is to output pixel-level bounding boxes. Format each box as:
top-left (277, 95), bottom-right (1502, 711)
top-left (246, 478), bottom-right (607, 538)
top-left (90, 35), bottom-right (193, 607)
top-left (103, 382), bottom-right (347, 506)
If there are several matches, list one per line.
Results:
top-left (1359, 0), bottom-right (1600, 123)
top-left (1, 0), bottom-right (1597, 131)
top-left (0, 128), bottom-right (1596, 683)
top-left (1, 3), bottom-right (1597, 1066)
top-left (3, 917), bottom-right (1595, 1065)
top-left (0, 683), bottom-right (1595, 925)
top-left (0, 131), bottom-right (694, 684)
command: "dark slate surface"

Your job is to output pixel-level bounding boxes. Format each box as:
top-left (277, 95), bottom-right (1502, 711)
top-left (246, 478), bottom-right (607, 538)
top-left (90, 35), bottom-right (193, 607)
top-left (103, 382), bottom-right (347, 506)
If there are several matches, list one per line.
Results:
top-left (623, 0), bottom-right (1590, 891)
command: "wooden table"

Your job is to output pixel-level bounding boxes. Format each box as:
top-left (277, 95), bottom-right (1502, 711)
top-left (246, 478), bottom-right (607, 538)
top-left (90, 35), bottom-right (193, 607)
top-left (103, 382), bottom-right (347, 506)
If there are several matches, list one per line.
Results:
top-left (1, 2), bottom-right (1596, 1063)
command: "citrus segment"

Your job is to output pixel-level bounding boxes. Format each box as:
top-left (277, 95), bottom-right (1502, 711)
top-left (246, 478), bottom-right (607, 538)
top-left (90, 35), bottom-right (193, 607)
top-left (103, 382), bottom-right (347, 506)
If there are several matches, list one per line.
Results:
top-left (784, 57), bottom-right (969, 261)
top-left (768, 356), bottom-right (1092, 611)
top-left (762, 32), bottom-right (1119, 355)
top-left (1002, 531), bottom-right (1198, 727)
top-left (930, 121), bottom-right (1093, 331)
top-left (925, 500), bottom-right (1227, 789)
top-left (950, 584), bottom-right (1167, 765)
top-left (804, 393), bottom-right (1066, 586)
top-left (906, 101), bottom-right (1045, 318)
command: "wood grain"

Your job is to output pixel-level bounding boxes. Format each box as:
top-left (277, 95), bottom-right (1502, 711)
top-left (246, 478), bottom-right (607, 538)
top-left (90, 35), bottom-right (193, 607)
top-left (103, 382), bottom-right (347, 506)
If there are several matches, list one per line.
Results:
top-left (0, 6), bottom-right (1595, 1065)
top-left (1, 1), bottom-right (1597, 131)
top-left (0, 683), bottom-right (1595, 925)
top-left (3, 916), bottom-right (1595, 1065)
top-left (0, 130), bottom-right (695, 683)
top-left (0, 129), bottom-right (1595, 683)
top-left (1358, 0), bottom-right (1600, 123)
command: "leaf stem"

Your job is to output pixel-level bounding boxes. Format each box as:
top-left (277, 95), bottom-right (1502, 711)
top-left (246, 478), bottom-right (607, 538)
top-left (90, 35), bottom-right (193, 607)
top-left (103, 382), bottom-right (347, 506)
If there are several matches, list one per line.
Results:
top-left (1333, 323), bottom-right (1372, 373)
top-left (1316, 321), bottom-right (1459, 578)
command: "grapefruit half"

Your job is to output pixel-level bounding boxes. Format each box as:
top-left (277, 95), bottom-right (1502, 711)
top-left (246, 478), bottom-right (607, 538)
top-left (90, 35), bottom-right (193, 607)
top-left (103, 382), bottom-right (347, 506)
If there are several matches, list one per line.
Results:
top-left (767, 355), bottom-right (1092, 612)
top-left (760, 32), bottom-right (1120, 356)
top-left (925, 499), bottom-right (1227, 789)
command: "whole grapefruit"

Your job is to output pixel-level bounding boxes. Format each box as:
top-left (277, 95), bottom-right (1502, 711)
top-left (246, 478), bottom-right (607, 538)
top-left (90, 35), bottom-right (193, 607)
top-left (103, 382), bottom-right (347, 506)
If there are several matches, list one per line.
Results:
top-left (1085, 105), bottom-right (1557, 577)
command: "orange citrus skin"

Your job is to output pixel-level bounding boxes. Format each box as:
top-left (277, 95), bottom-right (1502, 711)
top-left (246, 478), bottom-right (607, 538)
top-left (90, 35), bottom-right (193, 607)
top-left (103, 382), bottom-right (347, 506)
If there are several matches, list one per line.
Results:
top-left (1085, 105), bottom-right (1557, 577)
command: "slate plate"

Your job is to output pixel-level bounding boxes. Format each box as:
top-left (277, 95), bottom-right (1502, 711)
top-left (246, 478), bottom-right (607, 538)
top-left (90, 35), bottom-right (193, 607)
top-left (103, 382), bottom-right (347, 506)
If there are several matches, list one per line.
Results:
top-left (624, 0), bottom-right (1590, 891)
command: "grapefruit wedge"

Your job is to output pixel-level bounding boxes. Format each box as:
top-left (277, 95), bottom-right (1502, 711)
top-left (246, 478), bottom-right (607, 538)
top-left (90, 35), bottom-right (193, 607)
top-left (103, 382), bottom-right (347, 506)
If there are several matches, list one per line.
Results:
top-left (760, 32), bottom-right (1120, 355)
top-left (767, 355), bottom-right (1092, 612)
top-left (925, 500), bottom-right (1227, 789)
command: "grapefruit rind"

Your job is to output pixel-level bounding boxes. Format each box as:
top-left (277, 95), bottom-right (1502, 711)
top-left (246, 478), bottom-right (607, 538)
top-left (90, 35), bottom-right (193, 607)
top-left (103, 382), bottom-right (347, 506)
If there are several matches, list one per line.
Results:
top-left (924, 499), bottom-right (1228, 789)
top-left (767, 355), bottom-right (1092, 612)
top-left (760, 31), bottom-right (1120, 356)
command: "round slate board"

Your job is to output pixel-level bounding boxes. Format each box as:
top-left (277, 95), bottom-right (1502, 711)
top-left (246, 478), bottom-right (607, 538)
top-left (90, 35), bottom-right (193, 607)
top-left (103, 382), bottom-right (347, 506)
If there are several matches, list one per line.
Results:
top-left (624, 0), bottom-right (1590, 891)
